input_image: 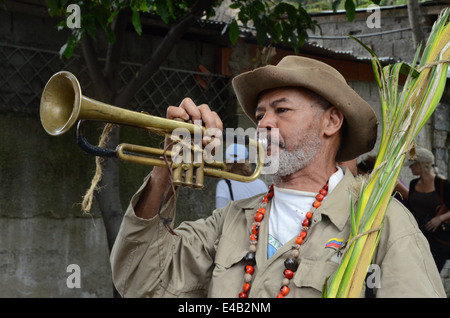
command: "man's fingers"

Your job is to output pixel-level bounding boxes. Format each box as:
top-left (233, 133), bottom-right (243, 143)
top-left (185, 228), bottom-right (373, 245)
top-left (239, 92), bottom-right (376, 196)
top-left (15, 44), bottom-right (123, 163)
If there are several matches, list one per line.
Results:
top-left (166, 98), bottom-right (223, 151)
top-left (167, 98), bottom-right (203, 121)
top-left (179, 98), bottom-right (203, 121)
top-left (197, 104), bottom-right (222, 130)
top-left (193, 104), bottom-right (221, 149)
top-left (167, 105), bottom-right (189, 121)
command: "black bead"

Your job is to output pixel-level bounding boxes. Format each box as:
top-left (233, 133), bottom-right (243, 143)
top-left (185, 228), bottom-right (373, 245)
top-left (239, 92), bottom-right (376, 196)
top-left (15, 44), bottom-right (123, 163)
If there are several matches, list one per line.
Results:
top-left (284, 257), bottom-right (299, 272)
top-left (244, 252), bottom-right (256, 266)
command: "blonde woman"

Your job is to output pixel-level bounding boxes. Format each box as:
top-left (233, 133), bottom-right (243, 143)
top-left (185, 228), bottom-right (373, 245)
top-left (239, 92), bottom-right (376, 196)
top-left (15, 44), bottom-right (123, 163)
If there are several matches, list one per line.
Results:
top-left (407, 146), bottom-right (450, 272)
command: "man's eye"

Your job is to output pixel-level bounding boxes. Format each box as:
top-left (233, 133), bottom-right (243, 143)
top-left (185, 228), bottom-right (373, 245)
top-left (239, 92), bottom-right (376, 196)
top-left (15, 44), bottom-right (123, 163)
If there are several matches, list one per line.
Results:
top-left (277, 108), bottom-right (288, 113)
top-left (255, 114), bottom-right (264, 121)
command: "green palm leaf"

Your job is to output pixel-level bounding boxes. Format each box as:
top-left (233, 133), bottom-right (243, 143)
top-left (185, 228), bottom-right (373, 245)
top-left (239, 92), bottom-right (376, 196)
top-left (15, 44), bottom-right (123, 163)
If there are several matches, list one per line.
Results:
top-left (324, 8), bottom-right (450, 298)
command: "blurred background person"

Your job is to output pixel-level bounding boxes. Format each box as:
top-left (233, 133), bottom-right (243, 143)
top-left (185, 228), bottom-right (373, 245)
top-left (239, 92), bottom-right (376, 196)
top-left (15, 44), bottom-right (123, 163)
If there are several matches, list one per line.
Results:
top-left (406, 146), bottom-right (450, 272)
top-left (215, 143), bottom-right (268, 209)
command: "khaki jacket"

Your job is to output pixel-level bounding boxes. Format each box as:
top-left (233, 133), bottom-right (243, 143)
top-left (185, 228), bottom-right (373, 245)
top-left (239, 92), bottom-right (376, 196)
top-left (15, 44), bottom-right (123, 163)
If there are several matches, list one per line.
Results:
top-left (110, 169), bottom-right (446, 298)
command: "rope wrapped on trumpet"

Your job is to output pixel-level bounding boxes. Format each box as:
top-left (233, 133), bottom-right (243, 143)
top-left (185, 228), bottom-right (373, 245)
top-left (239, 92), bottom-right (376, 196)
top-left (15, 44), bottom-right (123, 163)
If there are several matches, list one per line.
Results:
top-left (39, 71), bottom-right (265, 213)
top-left (323, 8), bottom-right (450, 298)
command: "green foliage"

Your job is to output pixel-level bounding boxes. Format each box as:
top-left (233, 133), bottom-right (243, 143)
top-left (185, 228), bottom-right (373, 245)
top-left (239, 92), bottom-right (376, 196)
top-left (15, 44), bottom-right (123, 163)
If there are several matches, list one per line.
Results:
top-left (47, 0), bottom-right (210, 58)
top-left (230, 1), bottom-right (319, 53)
top-left (46, 0), bottom-right (321, 59)
top-left (48, 0), bottom-right (423, 59)
top-left (344, 0), bottom-right (356, 21)
top-left (47, 0), bottom-right (122, 58)
top-left (229, 20), bottom-right (240, 44)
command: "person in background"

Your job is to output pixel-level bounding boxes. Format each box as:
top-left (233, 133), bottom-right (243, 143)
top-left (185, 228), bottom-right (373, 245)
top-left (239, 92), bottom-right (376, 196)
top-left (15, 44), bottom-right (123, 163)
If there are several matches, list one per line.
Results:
top-left (356, 155), bottom-right (377, 176)
top-left (406, 146), bottom-right (450, 272)
top-left (215, 143), bottom-right (268, 209)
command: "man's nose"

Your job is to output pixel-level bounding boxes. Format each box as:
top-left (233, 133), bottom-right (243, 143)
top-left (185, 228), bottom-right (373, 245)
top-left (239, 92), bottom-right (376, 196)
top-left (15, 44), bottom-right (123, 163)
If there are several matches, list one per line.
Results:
top-left (257, 112), bottom-right (277, 129)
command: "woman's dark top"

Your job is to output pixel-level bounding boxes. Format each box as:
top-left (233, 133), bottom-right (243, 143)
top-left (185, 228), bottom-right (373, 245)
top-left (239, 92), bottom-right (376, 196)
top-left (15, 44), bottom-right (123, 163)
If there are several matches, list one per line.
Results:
top-left (408, 176), bottom-right (450, 232)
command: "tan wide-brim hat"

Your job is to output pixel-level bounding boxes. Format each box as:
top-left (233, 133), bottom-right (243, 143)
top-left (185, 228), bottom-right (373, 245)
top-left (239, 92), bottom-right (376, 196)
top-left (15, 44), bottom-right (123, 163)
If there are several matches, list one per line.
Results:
top-left (232, 56), bottom-right (378, 161)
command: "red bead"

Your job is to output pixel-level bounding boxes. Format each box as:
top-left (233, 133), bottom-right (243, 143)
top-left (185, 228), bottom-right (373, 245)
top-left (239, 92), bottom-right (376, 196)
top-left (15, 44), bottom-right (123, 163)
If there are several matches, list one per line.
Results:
top-left (284, 269), bottom-right (294, 279)
top-left (295, 236), bottom-right (303, 245)
top-left (302, 219), bottom-right (309, 227)
top-left (299, 231), bottom-right (307, 239)
top-left (319, 189), bottom-right (328, 196)
top-left (268, 190), bottom-right (274, 198)
top-left (254, 213), bottom-right (264, 222)
top-left (313, 201), bottom-right (321, 208)
top-left (243, 283), bottom-right (251, 293)
top-left (280, 286), bottom-right (290, 296)
top-left (245, 265), bottom-right (254, 275)
top-left (306, 212), bottom-right (313, 219)
top-left (251, 224), bottom-right (259, 234)
top-left (276, 293), bottom-right (284, 298)
top-left (262, 196), bottom-right (269, 203)
top-left (239, 292), bottom-right (248, 298)
top-left (323, 184), bottom-right (328, 190)
top-left (316, 194), bottom-right (324, 201)
top-left (250, 234), bottom-right (258, 241)
top-left (257, 208), bottom-right (266, 215)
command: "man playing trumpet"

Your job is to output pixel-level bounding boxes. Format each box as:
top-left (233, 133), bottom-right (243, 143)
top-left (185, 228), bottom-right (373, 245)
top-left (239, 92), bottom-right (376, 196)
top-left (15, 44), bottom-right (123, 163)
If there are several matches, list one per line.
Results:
top-left (110, 56), bottom-right (445, 298)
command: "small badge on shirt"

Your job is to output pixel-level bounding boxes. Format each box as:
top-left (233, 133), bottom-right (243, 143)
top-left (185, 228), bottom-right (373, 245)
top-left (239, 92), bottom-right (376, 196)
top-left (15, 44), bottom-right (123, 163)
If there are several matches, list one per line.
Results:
top-left (325, 238), bottom-right (344, 250)
top-left (326, 238), bottom-right (345, 264)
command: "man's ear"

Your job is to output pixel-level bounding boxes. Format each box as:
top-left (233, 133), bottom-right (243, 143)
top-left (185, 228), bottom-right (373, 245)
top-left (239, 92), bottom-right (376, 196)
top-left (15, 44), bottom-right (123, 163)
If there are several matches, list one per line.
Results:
top-left (323, 107), bottom-right (344, 137)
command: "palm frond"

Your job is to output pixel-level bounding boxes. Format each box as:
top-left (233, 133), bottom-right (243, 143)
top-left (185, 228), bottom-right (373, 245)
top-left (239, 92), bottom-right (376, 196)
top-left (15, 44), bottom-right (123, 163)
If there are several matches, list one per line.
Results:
top-left (324, 8), bottom-right (450, 298)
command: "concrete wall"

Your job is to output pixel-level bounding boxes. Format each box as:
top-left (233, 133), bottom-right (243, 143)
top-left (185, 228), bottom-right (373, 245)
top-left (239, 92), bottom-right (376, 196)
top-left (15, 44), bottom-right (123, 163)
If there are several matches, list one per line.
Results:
top-left (0, 112), bottom-right (113, 297)
top-left (308, 4), bottom-right (446, 62)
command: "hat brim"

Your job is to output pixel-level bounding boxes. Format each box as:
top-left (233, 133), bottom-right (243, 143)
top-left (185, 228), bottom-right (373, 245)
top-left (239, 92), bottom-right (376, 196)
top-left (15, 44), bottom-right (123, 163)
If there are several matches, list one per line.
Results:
top-left (232, 56), bottom-right (378, 161)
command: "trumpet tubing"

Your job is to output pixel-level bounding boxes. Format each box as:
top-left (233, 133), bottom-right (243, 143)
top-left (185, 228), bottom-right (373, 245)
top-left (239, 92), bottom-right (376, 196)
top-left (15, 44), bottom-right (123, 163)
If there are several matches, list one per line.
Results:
top-left (39, 71), bottom-right (264, 188)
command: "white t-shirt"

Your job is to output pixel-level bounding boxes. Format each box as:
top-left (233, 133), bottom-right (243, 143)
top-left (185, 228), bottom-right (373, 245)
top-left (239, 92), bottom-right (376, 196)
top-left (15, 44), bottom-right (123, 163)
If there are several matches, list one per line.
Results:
top-left (216, 179), bottom-right (268, 209)
top-left (268, 167), bottom-right (344, 258)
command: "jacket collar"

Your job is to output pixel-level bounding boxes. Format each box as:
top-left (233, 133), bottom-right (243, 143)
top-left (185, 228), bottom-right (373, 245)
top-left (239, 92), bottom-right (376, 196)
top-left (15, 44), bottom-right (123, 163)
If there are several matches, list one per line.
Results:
top-left (236, 168), bottom-right (358, 232)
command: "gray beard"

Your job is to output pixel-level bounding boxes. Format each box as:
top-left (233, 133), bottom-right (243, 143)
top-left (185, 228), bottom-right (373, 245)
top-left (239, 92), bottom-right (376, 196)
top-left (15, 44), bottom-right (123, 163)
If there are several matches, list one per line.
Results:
top-left (264, 131), bottom-right (321, 178)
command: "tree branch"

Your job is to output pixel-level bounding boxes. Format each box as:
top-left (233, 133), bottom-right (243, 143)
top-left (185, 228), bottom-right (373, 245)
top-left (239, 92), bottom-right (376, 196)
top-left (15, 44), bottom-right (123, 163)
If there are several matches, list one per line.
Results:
top-left (104, 8), bottom-right (131, 93)
top-left (81, 35), bottom-right (111, 100)
top-left (114, 15), bottom-right (196, 107)
top-left (114, 0), bottom-right (218, 108)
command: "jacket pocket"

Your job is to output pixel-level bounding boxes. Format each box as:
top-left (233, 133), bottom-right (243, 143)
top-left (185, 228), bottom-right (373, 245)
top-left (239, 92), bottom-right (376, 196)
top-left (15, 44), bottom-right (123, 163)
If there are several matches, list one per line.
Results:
top-left (209, 234), bottom-right (248, 297)
top-left (292, 258), bottom-right (339, 294)
top-left (214, 234), bottom-right (248, 268)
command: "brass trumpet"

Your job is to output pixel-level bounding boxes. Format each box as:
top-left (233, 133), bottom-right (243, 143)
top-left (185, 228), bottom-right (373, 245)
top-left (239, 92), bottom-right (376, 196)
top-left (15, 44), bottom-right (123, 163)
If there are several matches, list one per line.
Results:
top-left (40, 71), bottom-right (264, 188)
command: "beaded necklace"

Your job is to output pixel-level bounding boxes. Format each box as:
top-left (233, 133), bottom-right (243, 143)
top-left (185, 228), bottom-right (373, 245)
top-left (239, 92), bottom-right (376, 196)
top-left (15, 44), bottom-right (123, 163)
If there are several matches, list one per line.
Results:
top-left (238, 181), bottom-right (330, 298)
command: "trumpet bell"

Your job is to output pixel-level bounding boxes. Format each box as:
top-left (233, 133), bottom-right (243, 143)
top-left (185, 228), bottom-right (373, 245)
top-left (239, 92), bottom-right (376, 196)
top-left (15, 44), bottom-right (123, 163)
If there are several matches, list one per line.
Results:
top-left (40, 71), bottom-right (82, 136)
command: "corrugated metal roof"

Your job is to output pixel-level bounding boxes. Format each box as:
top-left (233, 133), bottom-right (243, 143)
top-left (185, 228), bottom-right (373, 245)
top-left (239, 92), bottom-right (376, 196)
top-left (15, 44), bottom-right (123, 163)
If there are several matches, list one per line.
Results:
top-left (300, 41), bottom-right (399, 65)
